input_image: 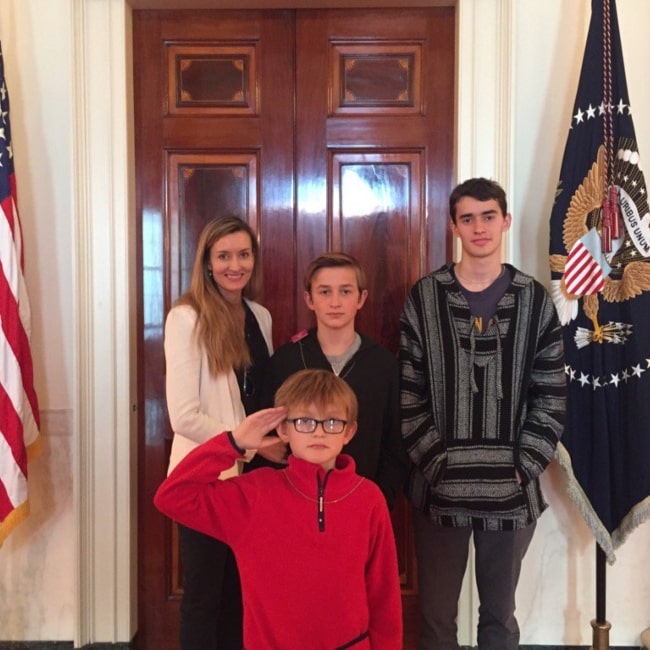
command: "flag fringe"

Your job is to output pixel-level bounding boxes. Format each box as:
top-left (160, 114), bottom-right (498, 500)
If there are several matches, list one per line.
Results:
top-left (555, 442), bottom-right (650, 564)
top-left (555, 443), bottom-right (616, 563)
top-left (0, 435), bottom-right (42, 548)
top-left (610, 492), bottom-right (650, 551)
top-left (26, 433), bottom-right (43, 462)
top-left (0, 499), bottom-right (31, 548)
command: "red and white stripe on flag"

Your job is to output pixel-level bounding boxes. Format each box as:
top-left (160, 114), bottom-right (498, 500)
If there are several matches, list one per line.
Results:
top-left (0, 42), bottom-right (41, 547)
top-left (563, 232), bottom-right (606, 296)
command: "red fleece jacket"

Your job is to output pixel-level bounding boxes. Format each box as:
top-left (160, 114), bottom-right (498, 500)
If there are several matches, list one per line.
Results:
top-left (154, 432), bottom-right (402, 649)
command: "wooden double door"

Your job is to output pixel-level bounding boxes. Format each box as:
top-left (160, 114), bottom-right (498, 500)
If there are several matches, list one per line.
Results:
top-left (134, 7), bottom-right (454, 649)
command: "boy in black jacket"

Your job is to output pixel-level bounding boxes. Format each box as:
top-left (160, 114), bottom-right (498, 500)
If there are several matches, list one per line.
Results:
top-left (247, 252), bottom-right (407, 509)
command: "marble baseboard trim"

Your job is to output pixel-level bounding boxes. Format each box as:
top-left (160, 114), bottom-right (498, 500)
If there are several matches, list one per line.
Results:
top-left (39, 408), bottom-right (73, 437)
top-left (0, 644), bottom-right (131, 649)
top-left (0, 645), bottom-right (641, 650)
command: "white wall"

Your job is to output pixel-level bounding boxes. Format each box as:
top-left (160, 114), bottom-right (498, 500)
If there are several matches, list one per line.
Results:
top-left (0, 0), bottom-right (648, 645)
top-left (511, 1), bottom-right (650, 646)
top-left (0, 0), bottom-right (75, 641)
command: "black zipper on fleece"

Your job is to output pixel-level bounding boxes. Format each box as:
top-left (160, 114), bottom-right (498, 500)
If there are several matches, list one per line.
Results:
top-left (316, 471), bottom-right (332, 532)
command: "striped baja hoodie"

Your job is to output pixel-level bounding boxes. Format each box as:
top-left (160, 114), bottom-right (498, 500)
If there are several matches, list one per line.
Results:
top-left (400, 264), bottom-right (566, 530)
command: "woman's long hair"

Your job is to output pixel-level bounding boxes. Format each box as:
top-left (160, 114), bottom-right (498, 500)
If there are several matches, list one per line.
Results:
top-left (176, 216), bottom-right (262, 375)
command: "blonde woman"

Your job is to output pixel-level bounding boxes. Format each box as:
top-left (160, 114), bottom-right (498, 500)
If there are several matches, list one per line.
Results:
top-left (163, 216), bottom-right (273, 650)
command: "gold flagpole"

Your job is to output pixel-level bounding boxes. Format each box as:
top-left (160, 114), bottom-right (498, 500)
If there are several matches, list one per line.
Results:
top-left (591, 7), bottom-right (618, 650)
top-left (592, 7), bottom-right (613, 648)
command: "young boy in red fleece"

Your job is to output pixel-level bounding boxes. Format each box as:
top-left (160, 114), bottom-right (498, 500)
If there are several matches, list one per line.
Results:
top-left (154, 369), bottom-right (402, 649)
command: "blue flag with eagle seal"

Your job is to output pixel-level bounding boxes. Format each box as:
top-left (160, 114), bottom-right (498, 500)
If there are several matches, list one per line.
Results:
top-left (549, 0), bottom-right (650, 562)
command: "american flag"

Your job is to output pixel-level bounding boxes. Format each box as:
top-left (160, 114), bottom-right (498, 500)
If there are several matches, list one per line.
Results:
top-left (563, 228), bottom-right (610, 296)
top-left (0, 41), bottom-right (41, 546)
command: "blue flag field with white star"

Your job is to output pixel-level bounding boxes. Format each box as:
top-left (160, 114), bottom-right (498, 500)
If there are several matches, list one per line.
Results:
top-left (549, 0), bottom-right (650, 561)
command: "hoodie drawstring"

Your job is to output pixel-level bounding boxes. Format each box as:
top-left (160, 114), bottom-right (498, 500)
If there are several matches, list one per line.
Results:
top-left (469, 322), bottom-right (479, 394)
top-left (493, 314), bottom-right (503, 400)
top-left (469, 314), bottom-right (503, 400)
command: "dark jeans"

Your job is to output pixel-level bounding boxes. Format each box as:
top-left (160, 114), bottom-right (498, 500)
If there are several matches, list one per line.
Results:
top-left (178, 524), bottom-right (243, 650)
top-left (413, 509), bottom-right (535, 650)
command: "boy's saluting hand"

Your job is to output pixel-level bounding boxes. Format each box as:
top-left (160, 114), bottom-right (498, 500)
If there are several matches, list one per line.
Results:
top-left (232, 407), bottom-right (288, 450)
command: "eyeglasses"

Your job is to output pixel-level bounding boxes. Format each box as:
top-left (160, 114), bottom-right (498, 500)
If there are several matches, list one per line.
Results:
top-left (285, 417), bottom-right (347, 434)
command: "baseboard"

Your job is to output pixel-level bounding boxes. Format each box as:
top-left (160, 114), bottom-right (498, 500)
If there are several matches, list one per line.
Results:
top-left (459, 646), bottom-right (642, 650)
top-left (519, 647), bottom-right (641, 650)
top-left (0, 644), bottom-right (132, 649)
top-left (0, 641), bottom-right (643, 650)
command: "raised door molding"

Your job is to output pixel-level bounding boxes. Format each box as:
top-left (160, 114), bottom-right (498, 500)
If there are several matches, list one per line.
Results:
top-left (456, 0), bottom-right (514, 263)
top-left (72, 0), bottom-right (136, 645)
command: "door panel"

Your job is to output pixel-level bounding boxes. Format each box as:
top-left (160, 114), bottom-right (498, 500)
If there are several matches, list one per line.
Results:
top-left (135, 7), bottom-right (454, 649)
top-left (294, 8), bottom-right (454, 328)
top-left (168, 153), bottom-right (259, 300)
top-left (331, 152), bottom-right (424, 356)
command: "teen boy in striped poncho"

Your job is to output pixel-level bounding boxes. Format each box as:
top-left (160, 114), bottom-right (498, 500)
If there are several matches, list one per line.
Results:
top-left (400, 177), bottom-right (566, 650)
